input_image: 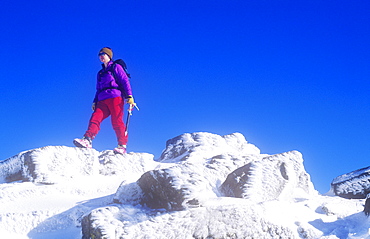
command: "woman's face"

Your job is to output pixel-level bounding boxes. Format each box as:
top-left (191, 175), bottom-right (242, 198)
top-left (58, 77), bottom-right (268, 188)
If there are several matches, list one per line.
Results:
top-left (99, 53), bottom-right (110, 63)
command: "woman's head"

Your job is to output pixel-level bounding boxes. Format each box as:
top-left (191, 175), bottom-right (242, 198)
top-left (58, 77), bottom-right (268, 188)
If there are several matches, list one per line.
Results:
top-left (98, 47), bottom-right (113, 64)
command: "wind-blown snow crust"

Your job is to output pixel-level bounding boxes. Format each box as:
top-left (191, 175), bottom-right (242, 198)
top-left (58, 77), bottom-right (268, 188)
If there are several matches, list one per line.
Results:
top-left (1, 132), bottom-right (370, 238)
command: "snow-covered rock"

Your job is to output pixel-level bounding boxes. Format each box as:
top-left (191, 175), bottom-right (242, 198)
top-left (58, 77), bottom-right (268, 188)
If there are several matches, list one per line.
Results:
top-left (330, 166), bottom-right (370, 216)
top-left (220, 151), bottom-right (316, 202)
top-left (115, 133), bottom-right (263, 211)
top-left (160, 132), bottom-right (260, 163)
top-left (82, 200), bottom-right (301, 239)
top-left (0, 146), bottom-right (156, 184)
top-left (331, 166), bottom-right (370, 199)
top-left (0, 146), bottom-right (100, 184)
top-left (91, 132), bottom-right (318, 238)
top-left (0, 146), bottom-right (158, 238)
top-left (1, 132), bottom-right (370, 239)
top-left (115, 134), bottom-right (314, 213)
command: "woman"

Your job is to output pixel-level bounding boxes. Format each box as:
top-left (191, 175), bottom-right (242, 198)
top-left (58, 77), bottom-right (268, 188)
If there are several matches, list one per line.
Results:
top-left (74, 47), bottom-right (135, 154)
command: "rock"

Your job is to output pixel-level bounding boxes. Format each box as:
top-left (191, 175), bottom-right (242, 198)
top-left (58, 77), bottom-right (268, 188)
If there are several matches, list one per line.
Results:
top-left (82, 206), bottom-right (123, 239)
top-left (114, 135), bottom-right (314, 212)
top-left (137, 165), bottom-right (203, 210)
top-left (220, 151), bottom-right (316, 201)
top-left (0, 132), bottom-right (322, 238)
top-left (0, 146), bottom-right (99, 184)
top-left (97, 151), bottom-right (157, 179)
top-left (160, 132), bottom-right (260, 163)
top-left (0, 146), bottom-right (157, 184)
top-left (115, 152), bottom-right (261, 210)
top-left (122, 132), bottom-right (262, 210)
top-left (82, 201), bottom-right (299, 239)
top-left (331, 166), bottom-right (370, 199)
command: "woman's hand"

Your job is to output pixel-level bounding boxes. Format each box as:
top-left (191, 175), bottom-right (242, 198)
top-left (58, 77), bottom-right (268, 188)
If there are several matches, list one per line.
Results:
top-left (126, 95), bottom-right (135, 105)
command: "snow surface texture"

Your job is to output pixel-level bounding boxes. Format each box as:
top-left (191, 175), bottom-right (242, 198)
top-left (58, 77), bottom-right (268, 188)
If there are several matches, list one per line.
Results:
top-left (1, 132), bottom-right (370, 239)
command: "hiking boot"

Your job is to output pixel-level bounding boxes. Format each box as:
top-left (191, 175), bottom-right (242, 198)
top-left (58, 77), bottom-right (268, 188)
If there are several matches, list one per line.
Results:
top-left (114, 145), bottom-right (127, 154)
top-left (73, 136), bottom-right (92, 148)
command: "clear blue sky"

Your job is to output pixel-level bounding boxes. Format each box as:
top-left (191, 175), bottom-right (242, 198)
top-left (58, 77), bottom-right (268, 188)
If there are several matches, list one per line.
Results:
top-left (1, 0), bottom-right (369, 194)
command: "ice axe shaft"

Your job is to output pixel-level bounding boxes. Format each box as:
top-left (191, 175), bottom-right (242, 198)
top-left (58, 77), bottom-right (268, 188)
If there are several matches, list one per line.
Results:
top-left (124, 103), bottom-right (138, 136)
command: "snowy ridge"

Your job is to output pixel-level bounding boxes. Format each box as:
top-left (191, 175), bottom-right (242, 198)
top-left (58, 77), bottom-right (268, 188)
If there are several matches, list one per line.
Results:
top-left (1, 132), bottom-right (370, 238)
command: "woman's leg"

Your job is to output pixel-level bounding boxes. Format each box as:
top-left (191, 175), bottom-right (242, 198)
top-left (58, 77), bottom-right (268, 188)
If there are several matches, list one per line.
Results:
top-left (84, 100), bottom-right (110, 140)
top-left (108, 97), bottom-right (128, 146)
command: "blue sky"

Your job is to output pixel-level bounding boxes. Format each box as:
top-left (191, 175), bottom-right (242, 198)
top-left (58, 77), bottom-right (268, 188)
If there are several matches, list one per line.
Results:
top-left (1, 0), bottom-right (370, 194)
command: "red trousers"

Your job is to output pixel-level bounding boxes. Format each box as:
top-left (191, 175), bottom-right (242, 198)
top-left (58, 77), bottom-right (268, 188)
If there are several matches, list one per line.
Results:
top-left (84, 97), bottom-right (128, 145)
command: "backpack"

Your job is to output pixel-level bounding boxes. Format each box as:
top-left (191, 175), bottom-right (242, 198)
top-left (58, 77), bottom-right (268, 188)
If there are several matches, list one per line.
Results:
top-left (111, 59), bottom-right (131, 78)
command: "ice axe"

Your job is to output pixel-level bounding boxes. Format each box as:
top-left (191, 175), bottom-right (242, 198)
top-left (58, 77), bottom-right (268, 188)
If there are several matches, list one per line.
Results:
top-left (125, 103), bottom-right (139, 136)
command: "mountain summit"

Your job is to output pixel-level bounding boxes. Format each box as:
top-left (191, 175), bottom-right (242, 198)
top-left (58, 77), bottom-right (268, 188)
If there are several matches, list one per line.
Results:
top-left (0, 132), bottom-right (369, 238)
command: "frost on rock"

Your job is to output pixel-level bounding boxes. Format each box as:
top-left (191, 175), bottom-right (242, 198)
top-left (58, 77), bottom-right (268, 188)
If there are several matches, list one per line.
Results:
top-left (83, 201), bottom-right (299, 239)
top-left (98, 151), bottom-right (157, 179)
top-left (0, 146), bottom-right (100, 184)
top-left (329, 165), bottom-right (370, 216)
top-left (160, 132), bottom-right (260, 163)
top-left (0, 153), bottom-right (23, 183)
top-left (0, 145), bottom-right (158, 237)
top-left (0, 146), bottom-right (157, 184)
top-left (114, 151), bottom-right (262, 210)
top-left (81, 206), bottom-right (124, 239)
top-left (113, 132), bottom-right (264, 211)
top-left (113, 133), bottom-right (315, 214)
top-left (220, 151), bottom-right (316, 202)
top-left (331, 166), bottom-right (370, 199)
top-left (4, 132), bottom-right (355, 239)
top-left (137, 165), bottom-right (206, 210)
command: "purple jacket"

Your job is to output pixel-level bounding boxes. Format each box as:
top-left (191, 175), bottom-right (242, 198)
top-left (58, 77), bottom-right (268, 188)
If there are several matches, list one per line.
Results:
top-left (93, 61), bottom-right (133, 103)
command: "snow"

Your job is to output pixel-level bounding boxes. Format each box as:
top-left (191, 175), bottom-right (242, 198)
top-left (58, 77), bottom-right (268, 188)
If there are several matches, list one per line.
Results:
top-left (1, 132), bottom-right (370, 238)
